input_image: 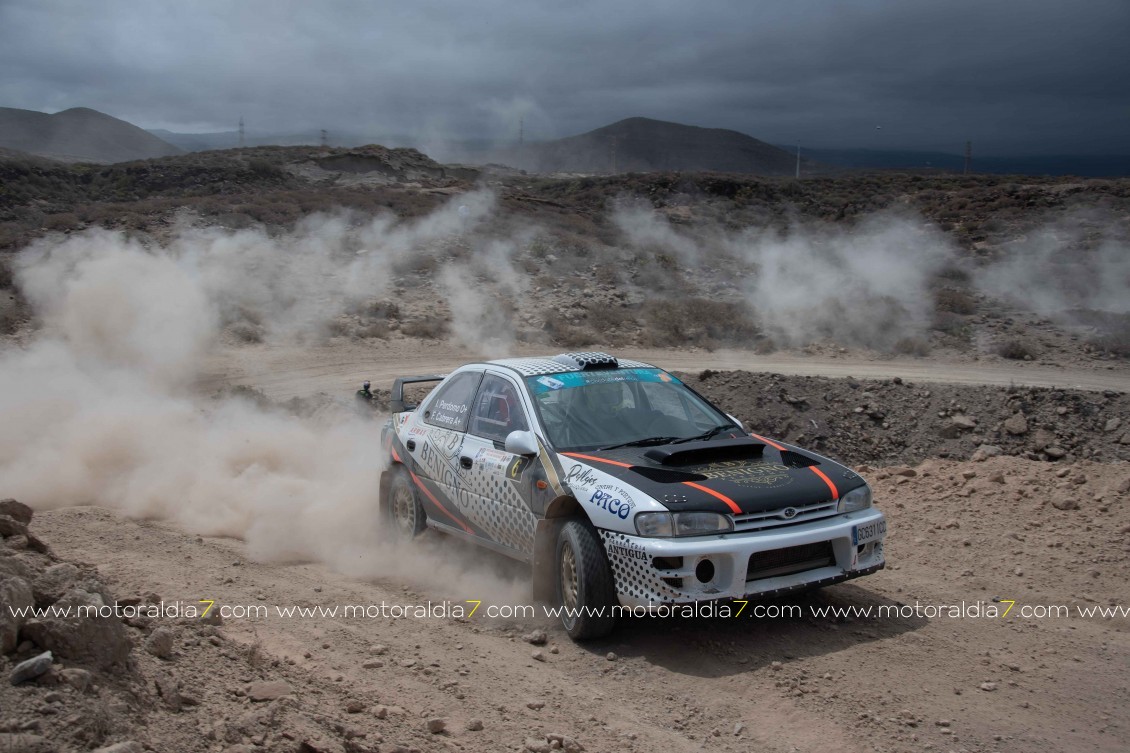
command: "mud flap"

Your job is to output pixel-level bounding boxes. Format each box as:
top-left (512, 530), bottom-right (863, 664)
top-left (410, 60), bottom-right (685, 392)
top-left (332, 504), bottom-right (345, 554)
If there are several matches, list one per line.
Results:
top-left (532, 518), bottom-right (562, 602)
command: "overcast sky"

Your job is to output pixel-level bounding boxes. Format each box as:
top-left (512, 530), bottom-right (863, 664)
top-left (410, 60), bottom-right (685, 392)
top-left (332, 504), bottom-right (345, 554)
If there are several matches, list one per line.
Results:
top-left (1, 0), bottom-right (1126, 155)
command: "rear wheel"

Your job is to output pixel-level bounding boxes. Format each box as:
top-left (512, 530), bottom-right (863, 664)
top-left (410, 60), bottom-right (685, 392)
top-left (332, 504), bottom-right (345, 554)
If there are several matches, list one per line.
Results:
top-left (555, 519), bottom-right (617, 640)
top-left (387, 467), bottom-right (426, 539)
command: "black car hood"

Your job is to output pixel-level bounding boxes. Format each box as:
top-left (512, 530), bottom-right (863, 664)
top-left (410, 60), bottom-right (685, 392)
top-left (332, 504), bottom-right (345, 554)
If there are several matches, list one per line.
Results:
top-left (560, 435), bottom-right (864, 516)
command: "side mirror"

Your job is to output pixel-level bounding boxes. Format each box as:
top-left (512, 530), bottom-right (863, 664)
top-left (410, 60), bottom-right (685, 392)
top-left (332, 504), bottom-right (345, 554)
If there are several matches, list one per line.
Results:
top-left (504, 430), bottom-right (539, 456)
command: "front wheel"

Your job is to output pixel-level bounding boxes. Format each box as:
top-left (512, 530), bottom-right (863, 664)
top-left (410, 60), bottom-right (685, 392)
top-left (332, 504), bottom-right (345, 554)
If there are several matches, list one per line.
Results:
top-left (386, 467), bottom-right (427, 539)
top-left (555, 519), bottom-right (617, 640)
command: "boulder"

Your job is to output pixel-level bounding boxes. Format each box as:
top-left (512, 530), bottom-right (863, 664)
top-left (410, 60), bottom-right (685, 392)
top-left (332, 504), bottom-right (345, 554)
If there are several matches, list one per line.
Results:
top-left (0, 576), bottom-right (34, 653)
top-left (9, 650), bottom-right (53, 685)
top-left (0, 499), bottom-right (33, 525)
top-left (21, 588), bottom-right (132, 671)
top-left (1003, 413), bottom-right (1029, 436)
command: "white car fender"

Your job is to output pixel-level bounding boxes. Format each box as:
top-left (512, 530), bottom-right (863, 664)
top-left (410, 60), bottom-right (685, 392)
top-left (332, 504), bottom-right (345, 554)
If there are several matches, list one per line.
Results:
top-left (558, 456), bottom-right (665, 534)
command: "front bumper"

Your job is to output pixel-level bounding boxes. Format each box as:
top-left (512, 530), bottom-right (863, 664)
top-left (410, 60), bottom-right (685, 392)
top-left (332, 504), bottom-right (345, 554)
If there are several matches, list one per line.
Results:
top-left (598, 509), bottom-right (886, 607)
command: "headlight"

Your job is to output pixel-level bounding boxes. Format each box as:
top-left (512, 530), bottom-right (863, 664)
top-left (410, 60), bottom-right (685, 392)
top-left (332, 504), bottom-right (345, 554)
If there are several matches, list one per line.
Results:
top-left (634, 511), bottom-right (733, 537)
top-left (840, 485), bottom-right (872, 513)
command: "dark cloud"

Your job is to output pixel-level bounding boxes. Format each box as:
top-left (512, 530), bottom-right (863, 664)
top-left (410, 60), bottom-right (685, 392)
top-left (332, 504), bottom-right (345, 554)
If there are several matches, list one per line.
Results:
top-left (1, 0), bottom-right (1125, 155)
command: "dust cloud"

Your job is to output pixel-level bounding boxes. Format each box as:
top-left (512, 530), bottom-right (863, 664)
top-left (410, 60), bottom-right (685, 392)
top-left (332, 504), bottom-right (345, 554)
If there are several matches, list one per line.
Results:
top-left (168, 189), bottom-right (496, 342)
top-left (612, 204), bottom-right (954, 350)
top-left (975, 208), bottom-right (1130, 317)
top-left (0, 202), bottom-right (527, 607)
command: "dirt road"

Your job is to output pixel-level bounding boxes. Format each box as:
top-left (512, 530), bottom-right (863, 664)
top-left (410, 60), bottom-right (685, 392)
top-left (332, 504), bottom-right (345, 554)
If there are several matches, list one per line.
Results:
top-left (198, 342), bottom-right (1130, 403)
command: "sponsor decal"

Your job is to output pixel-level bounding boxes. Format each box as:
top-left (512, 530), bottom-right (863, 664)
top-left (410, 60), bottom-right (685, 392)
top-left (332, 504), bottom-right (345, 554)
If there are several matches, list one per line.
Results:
top-left (588, 487), bottom-right (633, 520)
top-left (597, 483), bottom-right (634, 507)
top-left (606, 538), bottom-right (648, 561)
top-left (565, 464), bottom-right (599, 490)
top-left (474, 447), bottom-right (512, 475)
top-left (537, 375), bottom-right (566, 390)
top-left (699, 461), bottom-right (793, 488)
top-left (527, 368), bottom-right (683, 394)
top-left (396, 413), bottom-right (411, 426)
top-left (408, 425), bottom-right (429, 436)
top-left (507, 455), bottom-right (530, 480)
top-left (430, 428), bottom-right (461, 455)
top-left (430, 398), bottom-right (470, 429)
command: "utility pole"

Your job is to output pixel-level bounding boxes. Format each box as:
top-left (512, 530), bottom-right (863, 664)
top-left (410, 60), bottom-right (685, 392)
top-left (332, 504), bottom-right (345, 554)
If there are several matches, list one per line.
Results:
top-left (320, 129), bottom-right (328, 148)
top-left (518, 117), bottom-right (524, 146)
top-left (964, 141), bottom-right (972, 175)
top-left (795, 143), bottom-right (801, 179)
top-left (238, 116), bottom-right (245, 148)
top-left (609, 136), bottom-right (618, 174)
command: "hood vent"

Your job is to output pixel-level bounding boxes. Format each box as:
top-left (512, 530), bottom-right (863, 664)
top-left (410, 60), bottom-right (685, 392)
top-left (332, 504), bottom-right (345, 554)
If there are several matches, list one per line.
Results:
top-left (780, 450), bottom-right (818, 468)
top-left (628, 466), bottom-right (709, 484)
top-left (644, 437), bottom-right (765, 467)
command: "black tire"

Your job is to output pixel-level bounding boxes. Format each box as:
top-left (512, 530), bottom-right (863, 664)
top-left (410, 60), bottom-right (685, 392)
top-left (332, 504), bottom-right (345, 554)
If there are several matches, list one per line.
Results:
top-left (555, 519), bottom-right (618, 640)
top-left (386, 467), bottom-right (427, 539)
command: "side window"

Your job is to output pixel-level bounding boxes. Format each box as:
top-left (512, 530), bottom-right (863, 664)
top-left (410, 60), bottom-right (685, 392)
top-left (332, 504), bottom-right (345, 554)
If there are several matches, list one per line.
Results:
top-left (423, 371), bottom-right (483, 432)
top-left (469, 374), bottom-right (529, 443)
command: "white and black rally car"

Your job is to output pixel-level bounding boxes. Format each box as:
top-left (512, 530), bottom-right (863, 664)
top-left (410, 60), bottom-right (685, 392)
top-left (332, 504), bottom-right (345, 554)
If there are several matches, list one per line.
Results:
top-left (379, 352), bottom-right (886, 639)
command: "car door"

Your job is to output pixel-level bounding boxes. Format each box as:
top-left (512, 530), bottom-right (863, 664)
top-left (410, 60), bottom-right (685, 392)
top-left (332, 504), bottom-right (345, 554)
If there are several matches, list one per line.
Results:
top-left (457, 372), bottom-right (539, 556)
top-left (412, 369), bottom-right (482, 524)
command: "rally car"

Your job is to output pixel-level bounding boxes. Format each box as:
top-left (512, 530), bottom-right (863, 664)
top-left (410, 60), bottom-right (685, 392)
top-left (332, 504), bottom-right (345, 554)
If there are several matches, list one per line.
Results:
top-left (378, 352), bottom-right (886, 639)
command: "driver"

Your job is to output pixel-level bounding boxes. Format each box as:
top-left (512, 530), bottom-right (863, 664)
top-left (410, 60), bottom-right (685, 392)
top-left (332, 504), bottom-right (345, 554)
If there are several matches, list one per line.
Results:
top-left (581, 381), bottom-right (627, 415)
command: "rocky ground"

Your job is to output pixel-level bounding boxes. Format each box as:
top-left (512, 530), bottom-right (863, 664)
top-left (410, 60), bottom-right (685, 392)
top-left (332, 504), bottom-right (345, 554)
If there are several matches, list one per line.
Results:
top-left (685, 369), bottom-right (1130, 466)
top-left (2, 360), bottom-right (1129, 752)
top-left (2, 452), bottom-right (1128, 753)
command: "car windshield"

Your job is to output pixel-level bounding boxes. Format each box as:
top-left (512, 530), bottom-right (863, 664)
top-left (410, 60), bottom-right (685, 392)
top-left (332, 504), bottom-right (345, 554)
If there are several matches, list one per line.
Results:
top-left (524, 368), bottom-right (736, 452)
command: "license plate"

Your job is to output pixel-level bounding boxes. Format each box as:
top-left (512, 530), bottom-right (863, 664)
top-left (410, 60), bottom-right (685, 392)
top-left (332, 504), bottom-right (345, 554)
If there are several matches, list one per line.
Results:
top-left (852, 519), bottom-right (886, 545)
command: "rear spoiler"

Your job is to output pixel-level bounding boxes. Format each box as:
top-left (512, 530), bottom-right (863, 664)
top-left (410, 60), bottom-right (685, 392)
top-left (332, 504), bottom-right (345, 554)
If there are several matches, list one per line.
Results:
top-left (389, 374), bottom-right (446, 413)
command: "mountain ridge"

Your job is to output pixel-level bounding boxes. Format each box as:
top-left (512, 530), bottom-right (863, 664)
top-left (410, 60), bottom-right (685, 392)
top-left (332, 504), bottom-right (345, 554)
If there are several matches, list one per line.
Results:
top-left (0, 106), bottom-right (182, 163)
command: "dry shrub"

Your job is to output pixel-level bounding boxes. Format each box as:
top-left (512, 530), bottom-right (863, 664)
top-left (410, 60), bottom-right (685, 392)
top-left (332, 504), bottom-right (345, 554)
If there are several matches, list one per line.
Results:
top-left (934, 288), bottom-right (977, 315)
top-left (401, 316), bottom-right (449, 339)
top-left (893, 337), bottom-right (931, 356)
top-left (362, 300), bottom-right (401, 320)
top-left (641, 298), bottom-right (759, 347)
top-left (543, 317), bottom-right (593, 347)
top-left (229, 322), bottom-right (264, 344)
top-left (996, 338), bottom-right (1040, 360)
top-left (357, 321), bottom-right (390, 339)
top-left (931, 311), bottom-right (972, 342)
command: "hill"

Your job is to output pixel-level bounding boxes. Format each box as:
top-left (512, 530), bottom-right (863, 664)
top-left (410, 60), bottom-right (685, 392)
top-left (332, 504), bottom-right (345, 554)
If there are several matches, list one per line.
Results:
top-left (0, 107), bottom-right (182, 163)
top-left (503, 117), bottom-right (803, 175)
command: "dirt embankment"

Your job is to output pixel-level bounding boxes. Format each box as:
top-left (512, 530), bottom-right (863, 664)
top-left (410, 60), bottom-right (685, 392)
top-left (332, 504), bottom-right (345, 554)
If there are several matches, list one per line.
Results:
top-left (686, 369), bottom-right (1130, 466)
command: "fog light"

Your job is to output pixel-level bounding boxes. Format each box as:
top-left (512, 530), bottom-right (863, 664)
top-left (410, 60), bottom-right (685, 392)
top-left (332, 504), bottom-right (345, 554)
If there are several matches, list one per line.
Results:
top-left (695, 558), bottom-right (715, 583)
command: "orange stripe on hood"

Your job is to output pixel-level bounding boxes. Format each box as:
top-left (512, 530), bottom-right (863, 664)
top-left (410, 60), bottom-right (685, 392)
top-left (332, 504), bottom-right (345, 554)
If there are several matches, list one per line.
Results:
top-left (681, 481), bottom-right (742, 514)
top-left (561, 452), bottom-right (633, 468)
top-left (808, 466), bottom-right (840, 501)
top-left (748, 432), bottom-right (787, 451)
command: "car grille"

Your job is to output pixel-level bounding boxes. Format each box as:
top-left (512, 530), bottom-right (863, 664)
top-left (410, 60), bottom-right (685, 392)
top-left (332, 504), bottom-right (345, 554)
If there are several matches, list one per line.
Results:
top-left (746, 541), bottom-right (835, 582)
top-left (731, 500), bottom-right (839, 532)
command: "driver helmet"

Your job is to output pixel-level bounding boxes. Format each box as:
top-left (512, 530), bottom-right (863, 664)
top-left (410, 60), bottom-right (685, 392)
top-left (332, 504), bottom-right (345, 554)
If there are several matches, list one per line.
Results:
top-left (583, 381), bottom-right (624, 413)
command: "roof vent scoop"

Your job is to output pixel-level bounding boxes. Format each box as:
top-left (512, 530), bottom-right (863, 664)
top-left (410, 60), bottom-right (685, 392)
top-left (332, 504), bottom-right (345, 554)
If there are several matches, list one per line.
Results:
top-left (552, 352), bottom-right (620, 370)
